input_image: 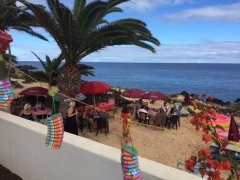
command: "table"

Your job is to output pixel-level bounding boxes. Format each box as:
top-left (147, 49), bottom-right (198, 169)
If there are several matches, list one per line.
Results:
top-left (96, 103), bottom-right (115, 111)
top-left (33, 108), bottom-right (52, 119)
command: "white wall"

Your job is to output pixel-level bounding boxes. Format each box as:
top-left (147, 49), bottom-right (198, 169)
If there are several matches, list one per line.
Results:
top-left (0, 111), bottom-right (201, 180)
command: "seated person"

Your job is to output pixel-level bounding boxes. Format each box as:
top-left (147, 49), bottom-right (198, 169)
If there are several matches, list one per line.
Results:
top-left (138, 105), bottom-right (149, 124)
top-left (19, 103), bottom-right (35, 120)
top-left (88, 107), bottom-right (99, 129)
top-left (78, 107), bottom-right (93, 132)
top-left (155, 108), bottom-right (166, 126)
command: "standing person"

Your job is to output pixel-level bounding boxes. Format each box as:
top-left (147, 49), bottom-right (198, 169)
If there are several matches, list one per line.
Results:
top-left (121, 106), bottom-right (132, 144)
top-left (161, 101), bottom-right (169, 113)
top-left (65, 101), bottom-right (78, 135)
top-left (184, 93), bottom-right (191, 106)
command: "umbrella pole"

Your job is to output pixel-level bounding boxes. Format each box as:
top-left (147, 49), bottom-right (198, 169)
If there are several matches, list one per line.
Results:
top-left (93, 94), bottom-right (96, 106)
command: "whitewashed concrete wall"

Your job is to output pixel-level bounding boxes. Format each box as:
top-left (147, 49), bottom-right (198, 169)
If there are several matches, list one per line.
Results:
top-left (0, 111), bottom-right (201, 180)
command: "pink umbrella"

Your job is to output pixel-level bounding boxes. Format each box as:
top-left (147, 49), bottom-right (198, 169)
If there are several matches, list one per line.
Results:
top-left (141, 92), bottom-right (168, 101)
top-left (20, 87), bottom-right (48, 96)
top-left (122, 89), bottom-right (144, 98)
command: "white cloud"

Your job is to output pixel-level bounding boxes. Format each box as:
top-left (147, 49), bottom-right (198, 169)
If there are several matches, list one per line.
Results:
top-left (11, 40), bottom-right (240, 63)
top-left (121, 0), bottom-right (202, 11)
top-left (82, 42), bottom-right (240, 63)
top-left (163, 2), bottom-right (240, 22)
top-left (20, 0), bottom-right (201, 11)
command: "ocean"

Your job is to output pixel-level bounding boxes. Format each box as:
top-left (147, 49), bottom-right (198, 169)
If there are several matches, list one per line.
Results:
top-left (18, 62), bottom-right (240, 102)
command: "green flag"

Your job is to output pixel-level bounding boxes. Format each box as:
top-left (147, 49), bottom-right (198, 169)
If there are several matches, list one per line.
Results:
top-left (0, 54), bottom-right (3, 61)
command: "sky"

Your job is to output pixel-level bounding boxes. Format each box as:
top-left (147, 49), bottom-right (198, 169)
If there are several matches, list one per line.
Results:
top-left (10, 0), bottom-right (240, 63)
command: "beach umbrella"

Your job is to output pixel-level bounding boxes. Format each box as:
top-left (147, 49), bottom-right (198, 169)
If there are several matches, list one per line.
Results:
top-left (19, 87), bottom-right (48, 96)
top-left (228, 115), bottom-right (240, 142)
top-left (122, 89), bottom-right (144, 98)
top-left (141, 92), bottom-right (168, 101)
top-left (80, 81), bottom-right (111, 104)
top-left (81, 81), bottom-right (111, 94)
top-left (20, 87), bottom-right (48, 104)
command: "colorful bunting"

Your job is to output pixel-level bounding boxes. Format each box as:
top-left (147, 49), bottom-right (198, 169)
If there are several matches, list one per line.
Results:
top-left (0, 80), bottom-right (13, 111)
top-left (121, 144), bottom-right (142, 180)
top-left (45, 113), bottom-right (64, 150)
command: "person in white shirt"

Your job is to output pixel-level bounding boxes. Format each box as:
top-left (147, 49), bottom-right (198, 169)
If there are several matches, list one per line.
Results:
top-left (161, 101), bottom-right (169, 113)
top-left (138, 105), bottom-right (149, 124)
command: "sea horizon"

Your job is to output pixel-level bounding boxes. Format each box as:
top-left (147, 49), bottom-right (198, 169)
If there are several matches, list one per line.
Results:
top-left (18, 61), bottom-right (240, 65)
top-left (17, 61), bottom-right (240, 102)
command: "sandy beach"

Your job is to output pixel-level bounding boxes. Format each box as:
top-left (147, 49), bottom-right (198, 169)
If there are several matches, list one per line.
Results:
top-left (81, 110), bottom-right (208, 168)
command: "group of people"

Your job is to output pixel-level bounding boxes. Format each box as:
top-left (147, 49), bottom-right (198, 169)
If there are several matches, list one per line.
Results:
top-left (19, 100), bottom-right (109, 136)
top-left (129, 101), bottom-right (182, 127)
top-left (19, 102), bottom-right (46, 121)
top-left (64, 101), bottom-right (109, 135)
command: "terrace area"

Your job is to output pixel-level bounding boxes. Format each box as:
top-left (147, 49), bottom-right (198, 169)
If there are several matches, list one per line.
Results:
top-left (0, 111), bottom-right (202, 180)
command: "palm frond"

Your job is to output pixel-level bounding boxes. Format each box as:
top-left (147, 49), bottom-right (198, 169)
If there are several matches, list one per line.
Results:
top-left (20, 0), bottom-right (159, 66)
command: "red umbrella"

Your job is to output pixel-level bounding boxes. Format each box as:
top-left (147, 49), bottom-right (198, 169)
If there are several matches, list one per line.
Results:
top-left (122, 89), bottom-right (144, 98)
top-left (0, 30), bottom-right (13, 52)
top-left (228, 115), bottom-right (240, 142)
top-left (141, 92), bottom-right (168, 101)
top-left (19, 87), bottom-right (48, 96)
top-left (80, 81), bottom-right (111, 105)
top-left (80, 81), bottom-right (111, 94)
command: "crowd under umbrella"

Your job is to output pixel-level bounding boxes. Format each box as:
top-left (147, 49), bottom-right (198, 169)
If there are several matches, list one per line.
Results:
top-left (80, 81), bottom-right (111, 105)
top-left (122, 89), bottom-right (144, 98)
top-left (228, 115), bottom-right (240, 142)
top-left (141, 91), bottom-right (169, 101)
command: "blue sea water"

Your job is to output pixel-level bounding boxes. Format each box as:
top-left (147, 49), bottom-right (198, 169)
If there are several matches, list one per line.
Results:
top-left (18, 62), bottom-right (240, 102)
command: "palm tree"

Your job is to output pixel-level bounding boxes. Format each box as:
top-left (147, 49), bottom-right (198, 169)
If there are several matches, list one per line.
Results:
top-left (19, 0), bottom-right (160, 93)
top-left (31, 52), bottom-right (64, 82)
top-left (0, 0), bottom-right (47, 80)
top-left (31, 52), bottom-right (94, 84)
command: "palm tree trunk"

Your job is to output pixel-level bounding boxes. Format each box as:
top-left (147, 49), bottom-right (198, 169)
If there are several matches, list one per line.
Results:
top-left (7, 45), bottom-right (11, 79)
top-left (0, 53), bottom-right (7, 80)
top-left (58, 65), bottom-right (82, 92)
top-left (57, 65), bottom-right (82, 115)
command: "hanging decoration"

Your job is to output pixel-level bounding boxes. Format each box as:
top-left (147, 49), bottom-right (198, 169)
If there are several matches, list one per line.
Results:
top-left (0, 80), bottom-right (13, 111)
top-left (45, 86), bottom-right (64, 150)
top-left (121, 144), bottom-right (142, 180)
top-left (0, 30), bottom-right (13, 60)
top-left (45, 113), bottom-right (64, 150)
